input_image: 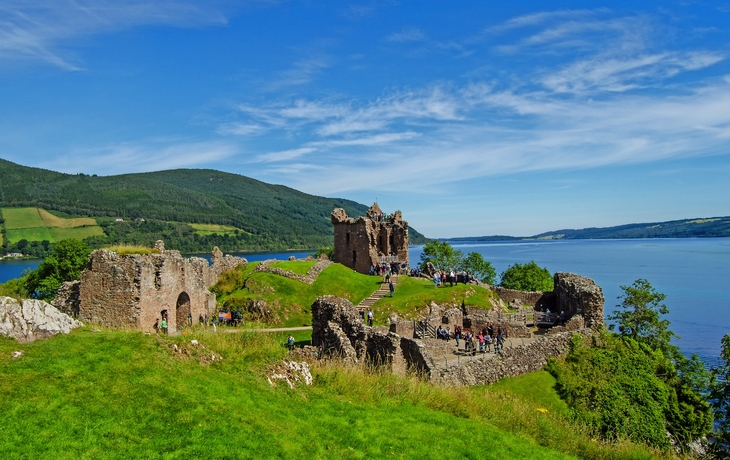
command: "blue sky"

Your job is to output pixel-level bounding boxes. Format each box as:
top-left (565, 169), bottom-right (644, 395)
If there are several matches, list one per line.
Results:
top-left (1, 1), bottom-right (729, 238)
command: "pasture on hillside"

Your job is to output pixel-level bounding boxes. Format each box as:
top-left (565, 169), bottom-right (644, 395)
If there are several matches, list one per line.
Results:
top-left (1, 207), bottom-right (104, 244)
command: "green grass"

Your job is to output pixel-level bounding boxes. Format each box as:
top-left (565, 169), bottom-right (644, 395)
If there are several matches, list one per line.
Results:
top-left (189, 223), bottom-right (244, 236)
top-left (214, 262), bottom-right (382, 327)
top-left (0, 329), bottom-right (666, 459)
top-left (50, 226), bottom-right (105, 240)
top-left (372, 276), bottom-right (497, 323)
top-left (269, 260), bottom-right (318, 275)
top-left (103, 245), bottom-right (160, 255)
top-left (5, 227), bottom-right (55, 243)
top-left (2, 207), bottom-right (104, 243)
top-left (2, 207), bottom-right (45, 229)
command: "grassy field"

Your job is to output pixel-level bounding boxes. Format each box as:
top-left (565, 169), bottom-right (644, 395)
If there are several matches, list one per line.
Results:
top-left (269, 260), bottom-right (318, 274)
top-left (189, 223), bottom-right (245, 236)
top-left (1, 207), bottom-right (104, 243)
top-left (0, 328), bottom-right (666, 459)
top-left (214, 262), bottom-right (382, 327)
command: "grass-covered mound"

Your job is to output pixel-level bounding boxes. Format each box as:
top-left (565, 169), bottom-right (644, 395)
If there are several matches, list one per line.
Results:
top-left (371, 276), bottom-right (498, 323)
top-left (213, 262), bottom-right (499, 327)
top-left (0, 328), bottom-right (667, 459)
top-left (212, 262), bottom-right (382, 327)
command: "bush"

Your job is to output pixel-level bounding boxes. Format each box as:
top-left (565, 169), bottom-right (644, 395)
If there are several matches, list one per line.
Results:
top-left (499, 260), bottom-right (552, 291)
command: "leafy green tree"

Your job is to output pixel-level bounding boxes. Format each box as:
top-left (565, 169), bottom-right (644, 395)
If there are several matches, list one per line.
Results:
top-left (419, 240), bottom-right (463, 271)
top-left (499, 260), bottom-right (552, 291)
top-left (608, 279), bottom-right (677, 355)
top-left (25, 239), bottom-right (92, 300)
top-left (711, 334), bottom-right (730, 455)
top-left (460, 252), bottom-right (497, 285)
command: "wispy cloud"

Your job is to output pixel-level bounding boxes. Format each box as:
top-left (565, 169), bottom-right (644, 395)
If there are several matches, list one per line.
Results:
top-left (43, 140), bottom-right (238, 175)
top-left (267, 57), bottom-right (330, 89)
top-left (386, 27), bottom-right (426, 43)
top-left (0, 0), bottom-right (229, 68)
top-left (253, 147), bottom-right (316, 163)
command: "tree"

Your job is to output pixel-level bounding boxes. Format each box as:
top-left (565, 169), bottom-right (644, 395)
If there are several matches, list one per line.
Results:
top-left (24, 239), bottom-right (92, 300)
top-left (499, 260), bottom-right (552, 292)
top-left (419, 240), bottom-right (463, 271)
top-left (711, 334), bottom-right (730, 455)
top-left (460, 252), bottom-right (497, 285)
top-left (608, 279), bottom-right (677, 355)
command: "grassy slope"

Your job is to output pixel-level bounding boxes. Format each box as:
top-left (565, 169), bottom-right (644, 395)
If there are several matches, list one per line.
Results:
top-left (372, 276), bottom-right (496, 323)
top-left (1, 207), bottom-right (104, 243)
top-left (0, 329), bottom-right (665, 459)
top-left (214, 262), bottom-right (382, 327)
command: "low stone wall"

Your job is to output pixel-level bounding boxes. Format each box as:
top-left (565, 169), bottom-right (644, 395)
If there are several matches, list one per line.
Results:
top-left (490, 287), bottom-right (555, 310)
top-left (430, 330), bottom-right (591, 387)
top-left (256, 259), bottom-right (333, 285)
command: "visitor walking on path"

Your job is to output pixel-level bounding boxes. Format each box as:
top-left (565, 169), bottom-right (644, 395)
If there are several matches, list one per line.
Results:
top-left (287, 334), bottom-right (295, 351)
top-left (389, 280), bottom-right (395, 297)
top-left (153, 318), bottom-right (160, 334)
top-left (367, 308), bottom-right (374, 327)
top-left (160, 318), bottom-right (168, 335)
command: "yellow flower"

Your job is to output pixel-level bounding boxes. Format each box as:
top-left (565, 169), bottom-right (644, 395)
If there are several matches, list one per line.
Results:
top-left (536, 407), bottom-right (548, 413)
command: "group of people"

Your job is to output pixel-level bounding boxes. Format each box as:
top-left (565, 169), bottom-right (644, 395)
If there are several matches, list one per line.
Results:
top-left (435, 323), bottom-right (506, 355)
top-left (432, 269), bottom-right (474, 288)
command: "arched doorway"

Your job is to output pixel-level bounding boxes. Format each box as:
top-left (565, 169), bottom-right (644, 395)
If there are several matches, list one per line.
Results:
top-left (175, 292), bottom-right (191, 331)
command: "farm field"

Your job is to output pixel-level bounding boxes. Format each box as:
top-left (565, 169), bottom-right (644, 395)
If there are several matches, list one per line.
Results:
top-left (1, 207), bottom-right (104, 244)
top-left (189, 223), bottom-right (244, 236)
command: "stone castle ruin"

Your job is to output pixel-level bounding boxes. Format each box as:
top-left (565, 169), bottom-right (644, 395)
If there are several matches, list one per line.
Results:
top-left (53, 241), bottom-right (246, 334)
top-left (312, 272), bottom-right (604, 386)
top-left (331, 203), bottom-right (409, 274)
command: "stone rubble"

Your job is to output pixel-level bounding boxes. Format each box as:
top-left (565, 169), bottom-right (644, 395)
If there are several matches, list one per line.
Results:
top-left (267, 360), bottom-right (313, 389)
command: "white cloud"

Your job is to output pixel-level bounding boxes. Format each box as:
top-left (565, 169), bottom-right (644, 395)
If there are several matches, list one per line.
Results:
top-left (386, 27), bottom-right (426, 43)
top-left (43, 140), bottom-right (238, 175)
top-left (254, 147), bottom-right (316, 163)
top-left (0, 0), bottom-right (229, 68)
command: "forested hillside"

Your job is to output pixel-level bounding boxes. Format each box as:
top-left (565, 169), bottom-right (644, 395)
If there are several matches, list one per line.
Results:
top-left (0, 159), bottom-right (427, 254)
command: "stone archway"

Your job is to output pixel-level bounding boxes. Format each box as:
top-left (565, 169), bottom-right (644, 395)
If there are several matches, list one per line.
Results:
top-left (175, 292), bottom-right (191, 331)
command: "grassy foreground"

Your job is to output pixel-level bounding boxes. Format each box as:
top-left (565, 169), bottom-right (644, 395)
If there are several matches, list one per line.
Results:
top-left (0, 328), bottom-right (667, 459)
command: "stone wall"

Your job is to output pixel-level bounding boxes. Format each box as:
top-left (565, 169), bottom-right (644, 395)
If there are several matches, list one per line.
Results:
top-left (490, 286), bottom-right (555, 310)
top-left (553, 272), bottom-right (604, 330)
top-left (255, 259), bottom-right (333, 284)
top-left (430, 330), bottom-right (591, 387)
top-left (58, 242), bottom-right (246, 333)
top-left (331, 203), bottom-right (409, 274)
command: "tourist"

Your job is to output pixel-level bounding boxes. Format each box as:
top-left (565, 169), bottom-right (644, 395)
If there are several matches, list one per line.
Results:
top-left (153, 318), bottom-right (160, 334)
top-left (161, 318), bottom-right (168, 335)
top-left (367, 308), bottom-right (374, 327)
top-left (485, 333), bottom-right (492, 352)
top-left (454, 325), bottom-right (461, 346)
top-left (478, 332), bottom-right (485, 353)
top-left (187, 312), bottom-right (193, 326)
top-left (287, 334), bottom-right (295, 351)
top-left (433, 272), bottom-right (440, 288)
top-left (389, 280), bottom-right (395, 297)
top-left (449, 269), bottom-right (455, 287)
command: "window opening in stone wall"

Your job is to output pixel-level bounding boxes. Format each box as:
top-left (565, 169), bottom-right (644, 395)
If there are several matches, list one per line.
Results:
top-left (346, 232), bottom-right (350, 244)
top-left (352, 250), bottom-right (357, 265)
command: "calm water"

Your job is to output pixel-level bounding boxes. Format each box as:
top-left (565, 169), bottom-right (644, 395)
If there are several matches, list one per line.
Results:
top-left (2, 241), bottom-right (727, 364)
top-left (411, 238), bottom-right (730, 366)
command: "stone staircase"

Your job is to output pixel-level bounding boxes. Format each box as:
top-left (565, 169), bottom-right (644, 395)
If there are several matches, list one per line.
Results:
top-left (356, 274), bottom-right (398, 311)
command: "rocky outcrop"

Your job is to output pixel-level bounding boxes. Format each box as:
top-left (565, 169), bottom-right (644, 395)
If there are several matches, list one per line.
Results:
top-left (0, 297), bottom-right (82, 343)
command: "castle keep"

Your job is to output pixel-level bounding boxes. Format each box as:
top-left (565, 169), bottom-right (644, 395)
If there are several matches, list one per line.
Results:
top-left (331, 203), bottom-right (409, 274)
top-left (54, 241), bottom-right (246, 334)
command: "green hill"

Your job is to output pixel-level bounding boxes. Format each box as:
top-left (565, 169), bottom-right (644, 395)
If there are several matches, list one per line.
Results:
top-left (0, 159), bottom-right (427, 254)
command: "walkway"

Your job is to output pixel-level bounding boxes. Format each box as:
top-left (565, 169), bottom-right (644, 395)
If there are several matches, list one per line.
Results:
top-left (356, 273), bottom-right (399, 311)
top-left (422, 335), bottom-right (540, 368)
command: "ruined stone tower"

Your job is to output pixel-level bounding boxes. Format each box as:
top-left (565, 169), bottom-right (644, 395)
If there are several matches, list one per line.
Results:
top-left (331, 203), bottom-right (409, 274)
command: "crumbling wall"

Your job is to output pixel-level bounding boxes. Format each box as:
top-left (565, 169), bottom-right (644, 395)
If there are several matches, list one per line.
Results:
top-left (431, 330), bottom-right (590, 387)
top-left (490, 287), bottom-right (555, 310)
top-left (553, 272), bottom-right (604, 330)
top-left (331, 203), bottom-right (409, 274)
top-left (70, 242), bottom-right (246, 333)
